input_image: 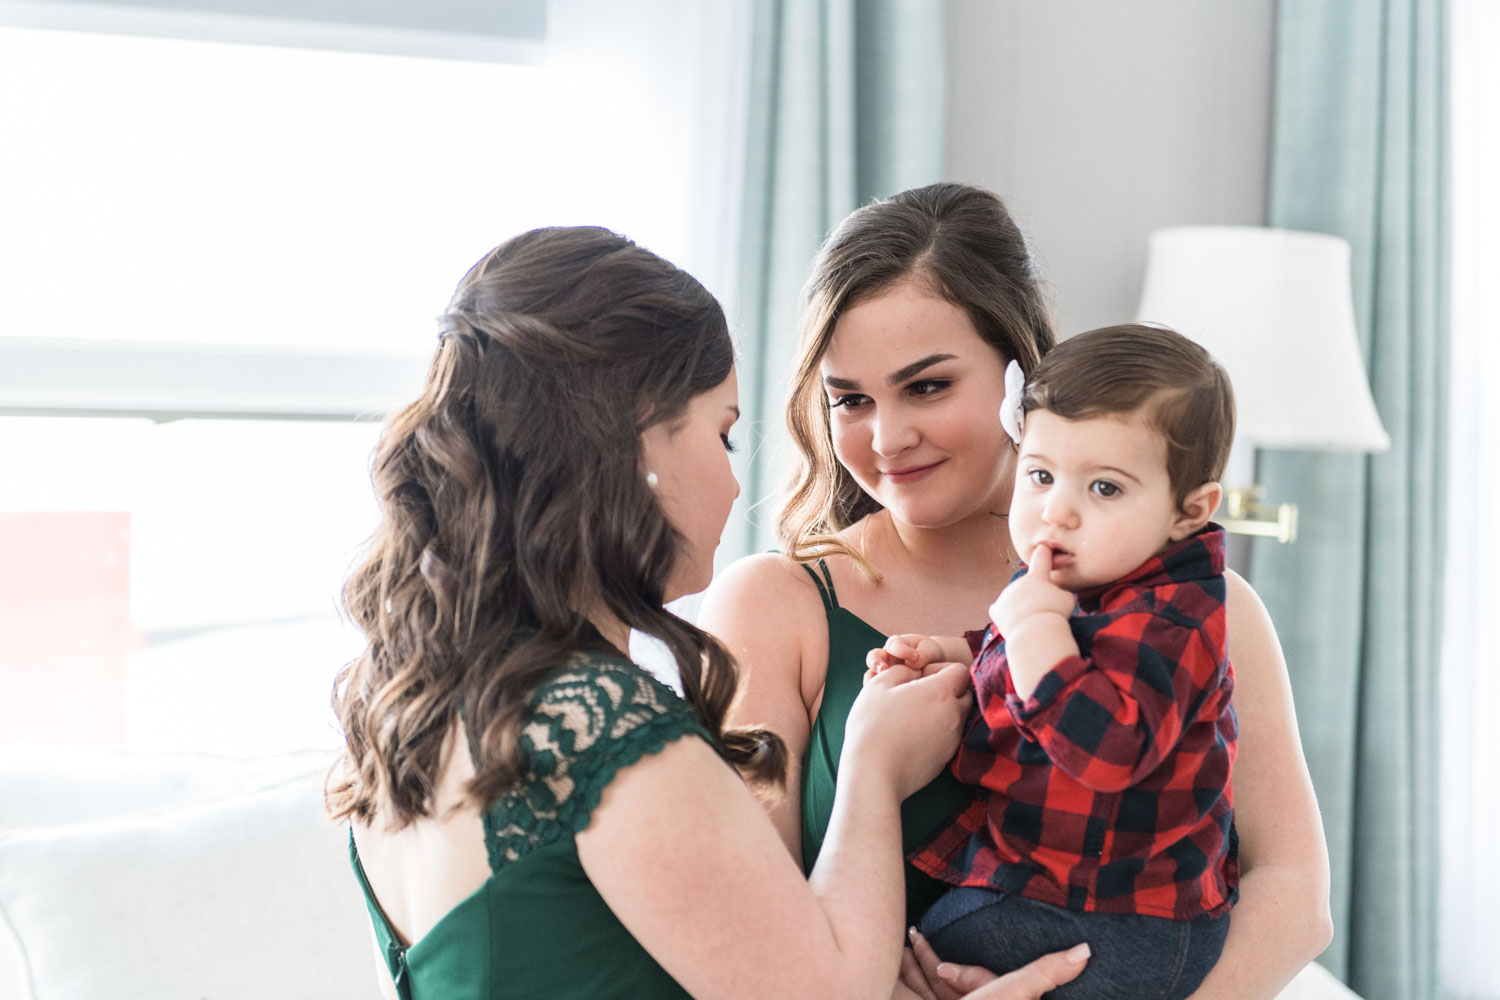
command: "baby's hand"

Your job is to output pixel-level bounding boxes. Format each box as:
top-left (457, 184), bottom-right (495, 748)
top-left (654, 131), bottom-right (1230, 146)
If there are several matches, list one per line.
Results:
top-left (990, 544), bottom-right (1076, 638)
top-left (864, 634), bottom-right (947, 684)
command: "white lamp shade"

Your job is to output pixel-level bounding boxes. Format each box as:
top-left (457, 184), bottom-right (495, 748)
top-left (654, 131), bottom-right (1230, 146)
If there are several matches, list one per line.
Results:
top-left (1136, 226), bottom-right (1390, 452)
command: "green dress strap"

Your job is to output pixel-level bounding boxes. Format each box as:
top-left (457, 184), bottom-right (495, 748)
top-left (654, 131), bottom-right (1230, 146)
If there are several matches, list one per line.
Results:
top-left (799, 559), bottom-right (839, 614)
top-left (797, 558), bottom-right (977, 927)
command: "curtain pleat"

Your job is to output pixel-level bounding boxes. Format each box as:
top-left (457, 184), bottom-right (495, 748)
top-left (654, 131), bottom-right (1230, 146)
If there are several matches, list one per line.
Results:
top-left (730, 0), bottom-right (944, 557)
top-left (1252, 3), bottom-right (1448, 997)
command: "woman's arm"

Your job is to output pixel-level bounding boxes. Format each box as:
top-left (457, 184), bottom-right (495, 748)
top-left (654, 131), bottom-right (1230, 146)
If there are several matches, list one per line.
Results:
top-left (1188, 570), bottom-right (1334, 999)
top-left (698, 552), bottom-right (829, 857)
top-left (577, 663), bottom-right (972, 1000)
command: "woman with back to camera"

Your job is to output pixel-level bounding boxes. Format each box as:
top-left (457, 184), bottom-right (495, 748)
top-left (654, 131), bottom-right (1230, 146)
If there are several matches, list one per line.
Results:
top-left (700, 183), bottom-right (1334, 999)
top-left (326, 225), bottom-right (1087, 999)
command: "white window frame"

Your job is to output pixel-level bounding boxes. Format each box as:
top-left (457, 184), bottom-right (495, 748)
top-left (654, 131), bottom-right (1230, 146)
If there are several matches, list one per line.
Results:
top-left (0, 1), bottom-right (550, 425)
top-left (0, 337), bottom-right (428, 422)
top-left (0, 0), bottom-right (546, 64)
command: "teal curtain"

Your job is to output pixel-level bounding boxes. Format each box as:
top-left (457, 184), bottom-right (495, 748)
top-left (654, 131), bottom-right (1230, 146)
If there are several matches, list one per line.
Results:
top-left (730, 0), bottom-right (945, 557)
top-left (1251, 3), bottom-right (1448, 998)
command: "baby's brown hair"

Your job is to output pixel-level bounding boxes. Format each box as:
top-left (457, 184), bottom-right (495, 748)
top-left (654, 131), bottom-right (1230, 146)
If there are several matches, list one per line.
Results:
top-left (1020, 323), bottom-right (1235, 511)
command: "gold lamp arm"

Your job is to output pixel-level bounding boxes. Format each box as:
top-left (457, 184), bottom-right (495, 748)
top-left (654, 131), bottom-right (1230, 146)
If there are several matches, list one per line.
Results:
top-left (1220, 486), bottom-right (1298, 544)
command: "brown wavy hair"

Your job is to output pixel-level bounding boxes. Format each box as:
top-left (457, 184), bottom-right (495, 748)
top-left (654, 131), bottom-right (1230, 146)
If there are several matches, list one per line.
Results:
top-left (328, 226), bottom-right (784, 830)
top-left (778, 183), bottom-right (1057, 573)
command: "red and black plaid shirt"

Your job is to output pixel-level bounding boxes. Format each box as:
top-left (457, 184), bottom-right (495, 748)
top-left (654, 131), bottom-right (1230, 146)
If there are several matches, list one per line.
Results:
top-left (909, 525), bottom-right (1237, 920)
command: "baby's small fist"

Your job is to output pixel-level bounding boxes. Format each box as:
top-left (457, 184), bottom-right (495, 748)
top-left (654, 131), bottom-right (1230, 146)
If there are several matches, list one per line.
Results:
top-left (888, 634), bottom-right (943, 669)
top-left (863, 646), bottom-right (901, 683)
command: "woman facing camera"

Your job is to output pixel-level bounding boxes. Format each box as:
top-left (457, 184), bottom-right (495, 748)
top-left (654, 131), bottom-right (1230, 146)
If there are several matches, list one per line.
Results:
top-left (700, 183), bottom-right (1333, 999)
top-left (326, 226), bottom-right (1083, 1000)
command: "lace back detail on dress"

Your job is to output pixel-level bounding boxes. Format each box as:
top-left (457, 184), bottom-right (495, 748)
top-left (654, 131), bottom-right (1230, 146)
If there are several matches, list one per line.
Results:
top-left (482, 652), bottom-right (706, 871)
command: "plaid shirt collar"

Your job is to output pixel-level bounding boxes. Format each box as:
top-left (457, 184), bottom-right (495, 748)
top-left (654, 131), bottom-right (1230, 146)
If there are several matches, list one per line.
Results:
top-left (1069, 522), bottom-right (1227, 613)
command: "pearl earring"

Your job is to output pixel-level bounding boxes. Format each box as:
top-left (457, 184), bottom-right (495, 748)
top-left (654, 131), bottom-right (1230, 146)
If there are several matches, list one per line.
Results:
top-left (645, 472), bottom-right (659, 488)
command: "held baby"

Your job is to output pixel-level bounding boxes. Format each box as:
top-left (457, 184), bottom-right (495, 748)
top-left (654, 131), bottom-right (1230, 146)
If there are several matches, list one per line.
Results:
top-left (872, 323), bottom-right (1238, 1000)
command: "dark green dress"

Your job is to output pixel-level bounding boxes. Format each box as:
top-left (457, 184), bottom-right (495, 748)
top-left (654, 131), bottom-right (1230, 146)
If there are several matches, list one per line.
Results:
top-left (797, 559), bottom-right (977, 928)
top-left (349, 650), bottom-right (707, 999)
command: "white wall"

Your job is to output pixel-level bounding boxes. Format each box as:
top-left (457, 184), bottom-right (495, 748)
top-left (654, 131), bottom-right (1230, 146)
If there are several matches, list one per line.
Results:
top-left (945, 0), bottom-right (1276, 338)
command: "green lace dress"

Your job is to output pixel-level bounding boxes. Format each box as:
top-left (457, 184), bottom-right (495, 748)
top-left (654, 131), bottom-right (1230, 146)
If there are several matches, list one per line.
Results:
top-left (796, 559), bottom-right (977, 928)
top-left (349, 650), bottom-right (709, 999)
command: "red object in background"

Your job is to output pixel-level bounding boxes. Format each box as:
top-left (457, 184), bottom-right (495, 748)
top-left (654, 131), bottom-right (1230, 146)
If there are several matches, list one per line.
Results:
top-left (0, 512), bottom-right (132, 743)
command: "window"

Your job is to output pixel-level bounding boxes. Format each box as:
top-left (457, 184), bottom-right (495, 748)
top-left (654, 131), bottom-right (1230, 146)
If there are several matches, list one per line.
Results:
top-left (0, 415), bottom-right (382, 752)
top-left (1439, 2), bottom-right (1498, 996)
top-left (0, 5), bottom-right (750, 752)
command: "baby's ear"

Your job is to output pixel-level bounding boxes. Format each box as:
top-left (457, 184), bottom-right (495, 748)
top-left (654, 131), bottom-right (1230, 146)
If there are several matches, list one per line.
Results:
top-left (1170, 481), bottom-right (1223, 541)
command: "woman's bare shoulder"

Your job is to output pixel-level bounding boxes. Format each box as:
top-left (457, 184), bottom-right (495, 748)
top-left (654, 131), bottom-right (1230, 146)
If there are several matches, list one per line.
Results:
top-left (701, 551), bottom-right (826, 624)
top-left (1223, 569), bottom-right (1284, 669)
top-left (1221, 568), bottom-right (1302, 742)
top-left (1224, 568), bottom-right (1265, 614)
top-left (699, 551), bottom-right (832, 712)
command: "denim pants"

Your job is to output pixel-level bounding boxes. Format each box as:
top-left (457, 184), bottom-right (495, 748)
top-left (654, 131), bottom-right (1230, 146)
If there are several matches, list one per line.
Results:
top-left (917, 886), bottom-right (1230, 1000)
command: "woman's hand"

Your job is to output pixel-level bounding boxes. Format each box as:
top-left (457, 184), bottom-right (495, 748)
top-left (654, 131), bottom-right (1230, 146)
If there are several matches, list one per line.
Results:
top-left (843, 661), bottom-right (973, 800)
top-left (899, 928), bottom-right (1089, 1000)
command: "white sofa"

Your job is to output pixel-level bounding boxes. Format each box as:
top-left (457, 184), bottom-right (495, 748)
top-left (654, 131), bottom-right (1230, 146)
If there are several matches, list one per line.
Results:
top-left (0, 745), bottom-right (1360, 1000)
top-left (0, 746), bottom-right (369, 1000)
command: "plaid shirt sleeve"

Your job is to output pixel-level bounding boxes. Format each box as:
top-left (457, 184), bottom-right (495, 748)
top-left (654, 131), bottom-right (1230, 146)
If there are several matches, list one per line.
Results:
top-left (998, 583), bottom-right (1227, 793)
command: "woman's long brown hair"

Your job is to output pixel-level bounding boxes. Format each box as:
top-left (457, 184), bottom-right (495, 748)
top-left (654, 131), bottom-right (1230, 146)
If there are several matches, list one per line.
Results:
top-left (328, 227), bottom-right (783, 829)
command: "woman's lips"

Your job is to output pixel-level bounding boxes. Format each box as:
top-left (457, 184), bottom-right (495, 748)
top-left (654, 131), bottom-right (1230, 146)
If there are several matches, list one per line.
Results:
top-left (881, 461), bottom-right (943, 484)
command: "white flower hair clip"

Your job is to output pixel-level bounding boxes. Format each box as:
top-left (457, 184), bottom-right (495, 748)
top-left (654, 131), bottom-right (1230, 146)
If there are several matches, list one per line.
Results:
top-left (999, 360), bottom-right (1026, 444)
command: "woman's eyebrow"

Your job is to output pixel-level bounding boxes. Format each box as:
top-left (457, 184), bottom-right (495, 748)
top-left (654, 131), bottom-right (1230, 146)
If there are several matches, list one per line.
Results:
top-left (823, 353), bottom-right (959, 391)
top-left (886, 353), bottom-right (957, 386)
